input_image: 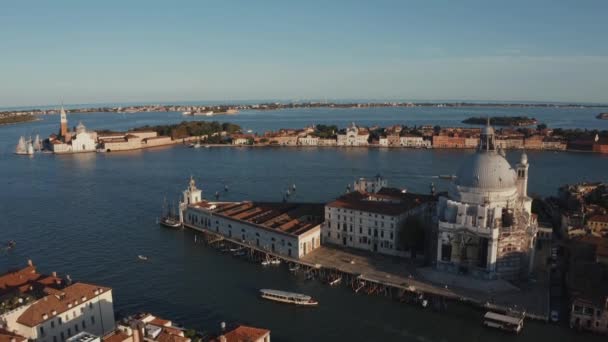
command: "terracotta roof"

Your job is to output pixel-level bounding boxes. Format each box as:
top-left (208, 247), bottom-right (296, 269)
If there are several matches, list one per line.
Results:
top-left (149, 318), bottom-right (171, 327)
top-left (0, 329), bottom-right (27, 342)
top-left (17, 282), bottom-right (111, 327)
top-left (191, 201), bottom-right (324, 236)
top-left (589, 215), bottom-right (608, 224)
top-left (103, 331), bottom-right (131, 342)
top-left (0, 266), bottom-right (40, 295)
top-left (161, 327), bottom-right (183, 336)
top-left (327, 189), bottom-right (434, 216)
top-left (211, 326), bottom-right (270, 342)
top-left (156, 332), bottom-right (189, 342)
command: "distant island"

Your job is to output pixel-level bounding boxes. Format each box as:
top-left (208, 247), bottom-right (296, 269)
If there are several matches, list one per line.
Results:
top-left (0, 114), bottom-right (38, 126)
top-left (462, 116), bottom-right (538, 126)
top-left (2, 101), bottom-right (608, 118)
top-left (597, 113), bottom-right (608, 120)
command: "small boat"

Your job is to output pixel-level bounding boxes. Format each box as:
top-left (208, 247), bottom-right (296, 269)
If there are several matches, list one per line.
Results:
top-left (138, 255), bottom-right (148, 261)
top-left (270, 259), bottom-right (281, 265)
top-left (159, 198), bottom-right (182, 229)
top-left (159, 216), bottom-right (182, 229)
top-left (229, 247), bottom-right (243, 253)
top-left (189, 142), bottom-right (201, 148)
top-left (260, 289), bottom-right (318, 306)
top-left (483, 311), bottom-right (524, 334)
top-left (15, 136), bottom-right (33, 155)
top-left (439, 174), bottom-right (456, 180)
top-left (289, 264), bottom-right (300, 272)
top-left (234, 251), bottom-right (247, 257)
top-left (261, 260), bottom-right (271, 266)
top-left (328, 277), bottom-right (342, 286)
top-left (5, 240), bottom-right (16, 250)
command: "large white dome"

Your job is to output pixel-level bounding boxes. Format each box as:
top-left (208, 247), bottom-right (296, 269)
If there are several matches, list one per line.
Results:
top-left (455, 152), bottom-right (516, 190)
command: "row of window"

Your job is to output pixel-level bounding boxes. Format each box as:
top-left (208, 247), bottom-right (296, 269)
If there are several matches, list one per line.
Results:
top-left (326, 224), bottom-right (394, 239)
top-left (328, 210), bottom-right (395, 221)
top-left (40, 315), bottom-right (95, 341)
top-left (327, 231), bottom-right (394, 248)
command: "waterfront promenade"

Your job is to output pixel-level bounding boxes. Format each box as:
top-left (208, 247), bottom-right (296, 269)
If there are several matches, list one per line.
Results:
top-left (184, 222), bottom-right (550, 321)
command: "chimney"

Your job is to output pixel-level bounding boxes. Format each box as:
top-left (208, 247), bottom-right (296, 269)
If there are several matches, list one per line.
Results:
top-left (27, 259), bottom-right (33, 267)
top-left (220, 322), bottom-right (226, 331)
top-left (10, 338), bottom-right (16, 342)
top-left (52, 272), bottom-right (57, 278)
top-left (218, 336), bottom-right (226, 342)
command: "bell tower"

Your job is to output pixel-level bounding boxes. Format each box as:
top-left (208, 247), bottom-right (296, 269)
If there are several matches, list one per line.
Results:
top-left (179, 176), bottom-right (203, 224)
top-left (183, 176), bottom-right (202, 205)
top-left (59, 105), bottom-right (68, 138)
top-left (516, 151), bottom-right (529, 197)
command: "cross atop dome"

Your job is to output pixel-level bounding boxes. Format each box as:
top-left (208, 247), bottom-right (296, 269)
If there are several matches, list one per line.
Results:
top-left (478, 119), bottom-right (496, 151)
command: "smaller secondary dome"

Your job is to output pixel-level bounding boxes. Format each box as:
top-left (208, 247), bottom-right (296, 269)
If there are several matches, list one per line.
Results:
top-left (455, 152), bottom-right (516, 190)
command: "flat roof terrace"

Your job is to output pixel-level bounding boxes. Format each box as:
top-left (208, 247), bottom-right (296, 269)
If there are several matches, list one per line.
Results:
top-left (190, 201), bottom-right (324, 236)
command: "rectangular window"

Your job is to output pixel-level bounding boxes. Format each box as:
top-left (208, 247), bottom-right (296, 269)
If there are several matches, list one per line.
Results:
top-left (59, 317), bottom-right (62, 325)
top-left (68, 328), bottom-right (71, 336)
top-left (91, 316), bottom-right (95, 324)
top-left (39, 327), bottom-right (45, 336)
top-left (82, 321), bottom-right (86, 329)
top-left (51, 321), bottom-right (55, 328)
top-left (61, 332), bottom-right (65, 342)
top-left (53, 336), bottom-right (57, 342)
top-left (75, 324), bottom-right (79, 332)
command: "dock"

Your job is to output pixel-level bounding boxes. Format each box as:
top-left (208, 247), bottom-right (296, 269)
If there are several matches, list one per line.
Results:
top-left (184, 223), bottom-right (549, 321)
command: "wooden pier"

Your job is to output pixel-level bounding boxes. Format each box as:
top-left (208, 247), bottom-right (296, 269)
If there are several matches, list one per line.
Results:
top-left (185, 223), bottom-right (549, 321)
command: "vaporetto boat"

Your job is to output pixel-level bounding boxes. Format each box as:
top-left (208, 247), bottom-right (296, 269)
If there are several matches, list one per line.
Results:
top-left (259, 289), bottom-right (318, 306)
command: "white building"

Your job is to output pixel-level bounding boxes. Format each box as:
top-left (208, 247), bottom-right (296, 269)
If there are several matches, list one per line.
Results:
top-left (379, 137), bottom-right (389, 147)
top-left (337, 123), bottom-right (369, 146)
top-left (52, 119), bottom-right (98, 154)
top-left (0, 283), bottom-right (115, 342)
top-left (400, 135), bottom-right (429, 148)
top-left (323, 182), bottom-right (435, 257)
top-left (297, 135), bottom-right (319, 146)
top-left (435, 123), bottom-right (538, 280)
top-left (179, 178), bottom-right (322, 259)
top-left (353, 175), bottom-right (387, 194)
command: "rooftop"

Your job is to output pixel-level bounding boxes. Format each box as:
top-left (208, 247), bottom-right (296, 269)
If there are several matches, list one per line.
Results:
top-left (190, 201), bottom-right (324, 236)
top-left (210, 325), bottom-right (270, 342)
top-left (327, 188), bottom-right (434, 216)
top-left (17, 282), bottom-right (111, 327)
top-left (589, 214), bottom-right (608, 223)
top-left (0, 263), bottom-right (62, 297)
top-left (0, 329), bottom-right (26, 342)
top-left (66, 332), bottom-right (99, 342)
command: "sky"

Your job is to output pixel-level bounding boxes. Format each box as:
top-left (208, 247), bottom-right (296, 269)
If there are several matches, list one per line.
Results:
top-left (2, 0), bottom-right (608, 107)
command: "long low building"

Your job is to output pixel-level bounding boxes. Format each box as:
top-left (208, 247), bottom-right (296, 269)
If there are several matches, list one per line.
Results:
top-left (179, 178), bottom-right (322, 259)
top-left (184, 201), bottom-right (323, 258)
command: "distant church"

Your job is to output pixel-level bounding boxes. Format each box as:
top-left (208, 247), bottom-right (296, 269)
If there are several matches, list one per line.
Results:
top-left (435, 121), bottom-right (538, 280)
top-left (49, 106), bottom-right (98, 154)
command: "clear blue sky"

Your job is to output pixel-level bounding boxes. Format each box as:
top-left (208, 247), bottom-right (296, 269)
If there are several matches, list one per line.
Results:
top-left (2, 0), bottom-right (608, 107)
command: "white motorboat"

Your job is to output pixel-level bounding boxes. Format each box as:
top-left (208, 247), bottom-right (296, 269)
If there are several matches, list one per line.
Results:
top-left (260, 289), bottom-right (318, 306)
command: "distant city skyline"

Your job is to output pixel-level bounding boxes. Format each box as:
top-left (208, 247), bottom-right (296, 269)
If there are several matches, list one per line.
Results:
top-left (2, 0), bottom-right (608, 107)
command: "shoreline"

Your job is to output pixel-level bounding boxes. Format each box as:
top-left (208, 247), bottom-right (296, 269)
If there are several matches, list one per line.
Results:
top-left (183, 223), bottom-right (550, 322)
top-left (0, 117), bottom-right (42, 126)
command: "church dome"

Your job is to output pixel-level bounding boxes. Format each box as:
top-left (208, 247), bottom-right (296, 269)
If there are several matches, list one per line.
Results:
top-left (455, 151), bottom-right (516, 190)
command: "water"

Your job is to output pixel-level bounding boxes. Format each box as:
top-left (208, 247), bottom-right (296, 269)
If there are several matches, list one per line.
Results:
top-left (1, 108), bottom-right (606, 341)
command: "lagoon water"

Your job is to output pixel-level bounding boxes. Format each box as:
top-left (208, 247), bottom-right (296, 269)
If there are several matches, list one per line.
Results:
top-left (0, 107), bottom-right (607, 341)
